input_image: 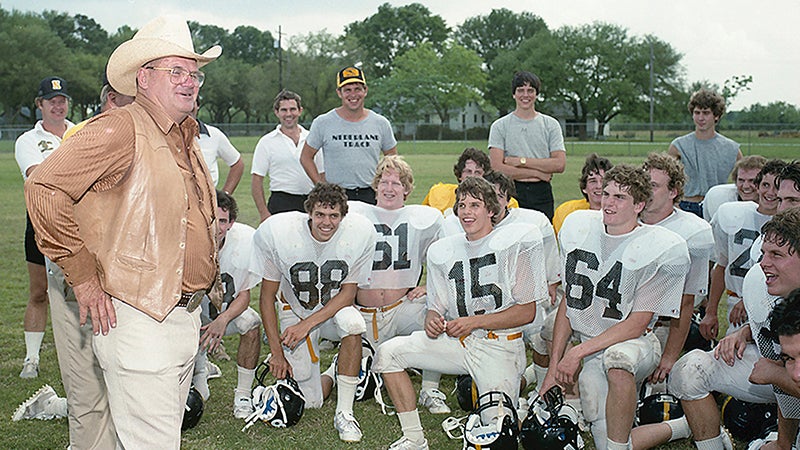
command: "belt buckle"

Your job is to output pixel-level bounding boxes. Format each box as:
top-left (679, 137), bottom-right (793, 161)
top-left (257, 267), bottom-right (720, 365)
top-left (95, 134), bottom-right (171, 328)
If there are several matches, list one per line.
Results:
top-left (186, 290), bottom-right (205, 313)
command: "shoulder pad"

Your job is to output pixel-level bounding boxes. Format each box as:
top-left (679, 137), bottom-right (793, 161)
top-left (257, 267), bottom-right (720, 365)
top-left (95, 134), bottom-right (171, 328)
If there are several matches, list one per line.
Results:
top-left (489, 223), bottom-right (542, 251)
top-left (428, 235), bottom-right (459, 266)
top-left (742, 265), bottom-right (779, 323)
top-left (405, 205), bottom-right (444, 230)
top-left (559, 210), bottom-right (602, 251)
top-left (622, 226), bottom-right (688, 270)
top-left (715, 202), bottom-right (758, 234)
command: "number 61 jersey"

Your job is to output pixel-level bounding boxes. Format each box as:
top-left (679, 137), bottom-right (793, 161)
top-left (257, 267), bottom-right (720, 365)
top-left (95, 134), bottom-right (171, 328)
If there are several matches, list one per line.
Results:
top-left (559, 210), bottom-right (690, 340)
top-left (250, 211), bottom-right (376, 319)
top-left (425, 223), bottom-right (549, 332)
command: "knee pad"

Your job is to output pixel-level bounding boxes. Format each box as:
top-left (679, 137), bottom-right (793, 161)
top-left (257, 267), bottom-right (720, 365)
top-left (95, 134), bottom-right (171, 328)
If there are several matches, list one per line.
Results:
top-left (667, 349), bottom-right (715, 400)
top-left (334, 307), bottom-right (367, 337)
top-left (230, 308), bottom-right (261, 335)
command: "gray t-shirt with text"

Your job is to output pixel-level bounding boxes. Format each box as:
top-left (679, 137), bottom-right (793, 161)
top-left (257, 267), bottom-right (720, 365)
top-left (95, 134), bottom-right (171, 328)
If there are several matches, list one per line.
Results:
top-left (306, 109), bottom-right (396, 189)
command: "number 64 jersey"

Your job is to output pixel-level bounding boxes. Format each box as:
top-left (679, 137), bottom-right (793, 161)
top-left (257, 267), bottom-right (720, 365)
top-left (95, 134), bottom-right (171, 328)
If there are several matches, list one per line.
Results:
top-left (249, 211), bottom-right (376, 319)
top-left (559, 210), bottom-right (690, 340)
top-left (425, 223), bottom-right (549, 333)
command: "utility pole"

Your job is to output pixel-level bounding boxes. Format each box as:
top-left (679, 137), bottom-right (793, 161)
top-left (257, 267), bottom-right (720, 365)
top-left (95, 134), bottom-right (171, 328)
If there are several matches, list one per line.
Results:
top-left (649, 41), bottom-right (655, 143)
top-left (275, 25), bottom-right (284, 91)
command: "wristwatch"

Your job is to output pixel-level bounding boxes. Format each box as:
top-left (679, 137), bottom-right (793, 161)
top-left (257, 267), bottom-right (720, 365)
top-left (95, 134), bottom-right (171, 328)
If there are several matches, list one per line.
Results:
top-left (518, 157), bottom-right (527, 167)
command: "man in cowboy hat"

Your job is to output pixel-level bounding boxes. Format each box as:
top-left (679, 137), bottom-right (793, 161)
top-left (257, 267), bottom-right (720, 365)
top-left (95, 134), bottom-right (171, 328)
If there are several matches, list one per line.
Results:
top-left (25, 15), bottom-right (221, 448)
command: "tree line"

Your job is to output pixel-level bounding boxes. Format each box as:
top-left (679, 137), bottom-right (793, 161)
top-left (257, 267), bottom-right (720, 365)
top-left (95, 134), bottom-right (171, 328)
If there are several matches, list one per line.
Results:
top-left (1, 4), bottom-right (795, 134)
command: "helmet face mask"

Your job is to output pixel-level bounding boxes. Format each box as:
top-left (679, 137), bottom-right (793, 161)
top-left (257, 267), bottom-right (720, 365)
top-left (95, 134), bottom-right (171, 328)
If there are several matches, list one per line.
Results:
top-left (242, 356), bottom-right (306, 430)
top-left (520, 386), bottom-right (584, 450)
top-left (462, 391), bottom-right (519, 450)
top-left (721, 395), bottom-right (778, 442)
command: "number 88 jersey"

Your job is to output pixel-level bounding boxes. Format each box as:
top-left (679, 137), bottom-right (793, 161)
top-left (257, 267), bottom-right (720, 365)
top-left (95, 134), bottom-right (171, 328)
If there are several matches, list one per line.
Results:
top-left (559, 210), bottom-right (690, 339)
top-left (425, 223), bottom-right (549, 332)
top-left (250, 211), bottom-right (376, 318)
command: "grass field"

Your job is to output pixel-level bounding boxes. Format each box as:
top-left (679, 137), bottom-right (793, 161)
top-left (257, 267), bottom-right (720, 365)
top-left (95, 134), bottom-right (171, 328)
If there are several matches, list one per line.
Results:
top-left (1, 136), bottom-right (798, 449)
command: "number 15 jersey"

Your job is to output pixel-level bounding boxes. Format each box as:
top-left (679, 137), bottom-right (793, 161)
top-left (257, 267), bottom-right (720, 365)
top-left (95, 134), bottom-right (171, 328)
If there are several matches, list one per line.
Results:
top-left (425, 223), bottom-right (549, 334)
top-left (250, 211), bottom-right (376, 319)
top-left (559, 210), bottom-right (690, 340)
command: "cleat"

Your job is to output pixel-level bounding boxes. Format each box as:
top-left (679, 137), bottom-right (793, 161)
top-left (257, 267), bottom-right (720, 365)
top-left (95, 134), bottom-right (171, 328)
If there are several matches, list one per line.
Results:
top-left (20, 357), bottom-right (39, 379)
top-left (233, 395), bottom-right (254, 420)
top-left (12, 385), bottom-right (62, 421)
top-left (334, 410), bottom-right (362, 442)
top-left (419, 388), bottom-right (451, 414)
top-left (388, 436), bottom-right (429, 449)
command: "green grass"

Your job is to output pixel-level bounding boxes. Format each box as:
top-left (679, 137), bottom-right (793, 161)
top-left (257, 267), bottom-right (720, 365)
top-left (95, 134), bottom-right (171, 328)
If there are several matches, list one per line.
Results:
top-left (1, 137), bottom-right (798, 449)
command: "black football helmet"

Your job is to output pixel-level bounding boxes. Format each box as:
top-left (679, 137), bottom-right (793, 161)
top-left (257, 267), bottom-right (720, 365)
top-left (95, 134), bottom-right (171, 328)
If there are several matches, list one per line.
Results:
top-left (242, 356), bottom-right (306, 430)
top-left (636, 393), bottom-right (684, 425)
top-left (520, 385), bottom-right (584, 450)
top-left (462, 391), bottom-right (519, 450)
top-left (455, 374), bottom-right (479, 412)
top-left (684, 311), bottom-right (713, 352)
top-left (721, 395), bottom-right (778, 442)
top-left (182, 387), bottom-right (204, 431)
top-left (331, 338), bottom-right (390, 413)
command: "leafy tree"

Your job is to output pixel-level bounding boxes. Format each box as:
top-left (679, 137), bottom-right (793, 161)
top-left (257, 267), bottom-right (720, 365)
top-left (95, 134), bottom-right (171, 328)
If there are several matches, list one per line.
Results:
top-left (284, 31), bottom-right (348, 119)
top-left (226, 25), bottom-right (275, 65)
top-left (455, 8), bottom-right (548, 70)
top-left (733, 101), bottom-right (800, 124)
top-left (189, 21), bottom-right (228, 54)
top-left (371, 42), bottom-right (486, 139)
top-left (344, 3), bottom-right (449, 78)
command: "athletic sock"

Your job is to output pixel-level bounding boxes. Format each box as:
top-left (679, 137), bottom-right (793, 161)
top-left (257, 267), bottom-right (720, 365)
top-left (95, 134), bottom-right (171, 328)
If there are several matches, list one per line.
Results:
top-left (667, 416), bottom-right (691, 441)
top-left (420, 371), bottom-right (441, 392)
top-left (534, 363), bottom-right (548, 390)
top-left (24, 331), bottom-right (45, 360)
top-left (236, 365), bottom-right (255, 394)
top-left (607, 437), bottom-right (633, 450)
top-left (695, 434), bottom-right (724, 450)
top-left (336, 375), bottom-right (359, 414)
top-left (398, 409), bottom-right (425, 444)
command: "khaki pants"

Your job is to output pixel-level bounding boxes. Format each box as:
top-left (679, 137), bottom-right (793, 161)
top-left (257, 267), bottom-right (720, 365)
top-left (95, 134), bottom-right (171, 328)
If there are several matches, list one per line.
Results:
top-left (48, 266), bottom-right (116, 450)
top-left (93, 298), bottom-right (200, 449)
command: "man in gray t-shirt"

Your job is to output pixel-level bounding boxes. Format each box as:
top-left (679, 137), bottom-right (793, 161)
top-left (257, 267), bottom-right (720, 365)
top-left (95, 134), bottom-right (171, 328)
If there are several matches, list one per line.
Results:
top-left (300, 66), bottom-right (397, 204)
top-left (489, 71), bottom-right (565, 220)
top-left (668, 88), bottom-right (742, 218)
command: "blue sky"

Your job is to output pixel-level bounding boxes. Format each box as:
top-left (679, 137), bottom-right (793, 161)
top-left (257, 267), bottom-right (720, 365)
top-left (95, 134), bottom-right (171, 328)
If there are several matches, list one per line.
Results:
top-left (6, 0), bottom-right (799, 110)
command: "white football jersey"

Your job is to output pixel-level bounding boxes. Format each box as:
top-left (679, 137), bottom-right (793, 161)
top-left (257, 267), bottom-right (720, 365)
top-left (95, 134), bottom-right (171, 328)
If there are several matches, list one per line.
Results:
top-left (348, 202), bottom-right (443, 289)
top-left (426, 223), bottom-right (548, 333)
top-left (441, 212), bottom-right (463, 237)
top-left (559, 210), bottom-right (690, 340)
top-left (651, 208), bottom-right (714, 296)
top-left (250, 211), bottom-right (376, 319)
top-left (203, 222), bottom-right (261, 318)
top-left (711, 201), bottom-right (771, 297)
top-left (496, 207), bottom-right (561, 285)
top-left (743, 264), bottom-right (800, 418)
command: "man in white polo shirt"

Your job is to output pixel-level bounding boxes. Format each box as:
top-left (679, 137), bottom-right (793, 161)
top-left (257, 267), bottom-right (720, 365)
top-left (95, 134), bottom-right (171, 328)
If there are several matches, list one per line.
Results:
top-left (252, 90), bottom-right (323, 222)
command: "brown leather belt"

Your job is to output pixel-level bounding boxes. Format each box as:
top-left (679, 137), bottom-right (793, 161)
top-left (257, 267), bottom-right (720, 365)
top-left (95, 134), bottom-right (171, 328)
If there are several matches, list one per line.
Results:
top-left (176, 290), bottom-right (205, 312)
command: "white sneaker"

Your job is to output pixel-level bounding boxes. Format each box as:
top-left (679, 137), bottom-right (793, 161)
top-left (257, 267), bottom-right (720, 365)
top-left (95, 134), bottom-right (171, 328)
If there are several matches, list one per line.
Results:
top-left (233, 395), bottom-right (253, 420)
top-left (12, 385), bottom-right (62, 421)
top-left (20, 357), bottom-right (39, 379)
top-left (388, 436), bottom-right (429, 450)
top-left (207, 361), bottom-right (222, 380)
top-left (334, 410), bottom-right (362, 442)
top-left (419, 388), bottom-right (451, 414)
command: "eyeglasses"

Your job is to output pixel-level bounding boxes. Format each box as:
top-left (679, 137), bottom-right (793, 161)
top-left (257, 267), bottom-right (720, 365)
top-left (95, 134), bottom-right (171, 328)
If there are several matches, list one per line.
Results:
top-left (145, 66), bottom-right (205, 87)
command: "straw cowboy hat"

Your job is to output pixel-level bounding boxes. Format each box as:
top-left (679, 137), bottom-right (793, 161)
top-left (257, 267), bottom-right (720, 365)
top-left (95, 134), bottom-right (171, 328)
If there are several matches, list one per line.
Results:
top-left (107, 15), bottom-right (222, 97)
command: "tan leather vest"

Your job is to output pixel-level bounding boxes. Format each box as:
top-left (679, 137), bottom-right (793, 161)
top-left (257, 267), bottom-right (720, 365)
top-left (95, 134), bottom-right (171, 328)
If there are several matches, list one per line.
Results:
top-left (74, 102), bottom-right (216, 321)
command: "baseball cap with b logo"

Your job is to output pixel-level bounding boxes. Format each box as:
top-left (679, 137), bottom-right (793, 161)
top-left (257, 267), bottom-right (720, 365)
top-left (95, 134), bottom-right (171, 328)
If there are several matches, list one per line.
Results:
top-left (337, 66), bottom-right (366, 88)
top-left (38, 77), bottom-right (71, 100)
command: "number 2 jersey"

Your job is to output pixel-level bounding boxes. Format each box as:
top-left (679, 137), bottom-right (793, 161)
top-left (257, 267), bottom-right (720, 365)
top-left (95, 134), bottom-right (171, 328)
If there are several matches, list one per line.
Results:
top-left (711, 201), bottom-right (771, 297)
top-left (347, 202), bottom-right (443, 290)
top-left (425, 223), bottom-right (549, 334)
top-left (559, 210), bottom-right (690, 340)
top-left (250, 211), bottom-right (376, 319)
top-left (209, 222), bottom-right (262, 315)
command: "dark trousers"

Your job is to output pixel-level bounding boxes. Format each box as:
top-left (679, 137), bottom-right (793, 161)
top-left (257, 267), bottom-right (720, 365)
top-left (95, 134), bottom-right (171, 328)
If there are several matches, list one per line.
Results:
top-left (345, 187), bottom-right (376, 205)
top-left (267, 191), bottom-right (308, 215)
top-left (514, 181), bottom-right (554, 221)
top-left (679, 200), bottom-right (703, 218)
top-left (25, 211), bottom-right (45, 265)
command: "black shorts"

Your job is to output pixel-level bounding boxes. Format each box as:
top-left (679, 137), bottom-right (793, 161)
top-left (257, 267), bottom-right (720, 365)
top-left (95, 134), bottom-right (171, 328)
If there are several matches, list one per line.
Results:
top-left (267, 191), bottom-right (308, 215)
top-left (345, 187), bottom-right (377, 205)
top-left (513, 181), bottom-right (554, 221)
top-left (25, 211), bottom-right (45, 266)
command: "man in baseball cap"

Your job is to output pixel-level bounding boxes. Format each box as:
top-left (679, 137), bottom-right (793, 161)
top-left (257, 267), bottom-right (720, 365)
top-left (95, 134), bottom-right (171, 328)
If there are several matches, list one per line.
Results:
top-left (26, 15), bottom-right (221, 448)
